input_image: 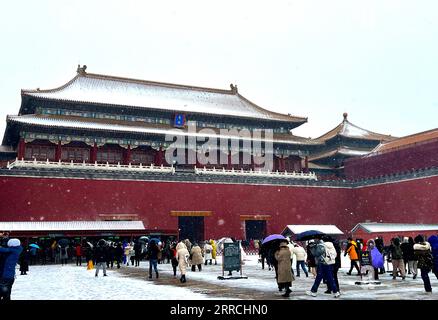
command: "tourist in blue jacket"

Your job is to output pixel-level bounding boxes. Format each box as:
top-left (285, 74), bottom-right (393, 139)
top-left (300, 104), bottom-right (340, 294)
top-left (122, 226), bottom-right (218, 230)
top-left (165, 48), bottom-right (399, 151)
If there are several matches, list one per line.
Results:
top-left (427, 235), bottom-right (438, 280)
top-left (0, 238), bottom-right (23, 301)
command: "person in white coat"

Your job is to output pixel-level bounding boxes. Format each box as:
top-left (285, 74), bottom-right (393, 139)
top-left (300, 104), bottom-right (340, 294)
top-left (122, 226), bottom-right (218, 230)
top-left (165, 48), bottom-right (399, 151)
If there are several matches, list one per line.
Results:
top-left (293, 244), bottom-right (309, 277)
top-left (176, 241), bottom-right (189, 283)
top-left (203, 241), bottom-right (213, 265)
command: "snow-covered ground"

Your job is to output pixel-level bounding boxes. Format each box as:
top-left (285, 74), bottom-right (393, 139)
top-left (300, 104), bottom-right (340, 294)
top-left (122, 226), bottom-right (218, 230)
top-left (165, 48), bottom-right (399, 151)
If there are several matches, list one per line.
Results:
top-left (11, 254), bottom-right (438, 300)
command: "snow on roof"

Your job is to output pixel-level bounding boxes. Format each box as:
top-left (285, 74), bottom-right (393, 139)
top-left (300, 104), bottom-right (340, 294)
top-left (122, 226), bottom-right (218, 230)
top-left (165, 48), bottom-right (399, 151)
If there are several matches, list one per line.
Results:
top-left (282, 224), bottom-right (344, 236)
top-left (316, 113), bottom-right (394, 142)
top-left (351, 223), bottom-right (438, 234)
top-left (0, 220), bottom-right (145, 231)
top-left (7, 114), bottom-right (317, 145)
top-left (308, 147), bottom-right (370, 162)
top-left (22, 71), bottom-right (306, 123)
top-left (368, 128), bottom-right (438, 156)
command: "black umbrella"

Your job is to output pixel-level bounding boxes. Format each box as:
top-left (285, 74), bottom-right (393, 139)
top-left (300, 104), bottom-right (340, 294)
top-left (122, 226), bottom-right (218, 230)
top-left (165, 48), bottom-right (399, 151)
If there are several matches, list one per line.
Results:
top-left (58, 238), bottom-right (69, 247)
top-left (295, 230), bottom-right (325, 241)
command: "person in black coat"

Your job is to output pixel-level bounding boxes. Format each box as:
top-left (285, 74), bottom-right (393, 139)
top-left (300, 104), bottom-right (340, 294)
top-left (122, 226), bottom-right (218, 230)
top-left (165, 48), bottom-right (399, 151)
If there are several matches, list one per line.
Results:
top-left (19, 248), bottom-right (30, 275)
top-left (94, 239), bottom-right (108, 277)
top-left (146, 241), bottom-right (160, 279)
top-left (133, 241), bottom-right (142, 267)
top-left (114, 243), bottom-right (124, 269)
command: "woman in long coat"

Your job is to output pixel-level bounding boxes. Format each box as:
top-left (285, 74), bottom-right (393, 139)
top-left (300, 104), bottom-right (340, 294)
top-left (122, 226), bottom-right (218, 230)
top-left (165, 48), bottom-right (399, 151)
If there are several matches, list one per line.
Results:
top-left (275, 241), bottom-right (294, 297)
top-left (176, 242), bottom-right (189, 283)
top-left (190, 244), bottom-right (203, 272)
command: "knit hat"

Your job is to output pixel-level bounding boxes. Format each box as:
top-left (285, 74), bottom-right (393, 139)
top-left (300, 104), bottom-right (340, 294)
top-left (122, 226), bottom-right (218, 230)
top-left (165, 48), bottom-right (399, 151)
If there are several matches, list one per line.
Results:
top-left (7, 238), bottom-right (21, 247)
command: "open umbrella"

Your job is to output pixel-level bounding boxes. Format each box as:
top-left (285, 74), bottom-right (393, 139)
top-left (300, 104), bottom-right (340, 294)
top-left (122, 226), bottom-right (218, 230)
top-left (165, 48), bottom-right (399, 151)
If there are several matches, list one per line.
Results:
top-left (58, 238), bottom-right (69, 247)
top-left (86, 242), bottom-right (94, 248)
top-left (138, 236), bottom-right (149, 243)
top-left (262, 234), bottom-right (286, 245)
top-left (295, 230), bottom-right (325, 241)
top-left (29, 243), bottom-right (40, 249)
top-left (148, 237), bottom-right (161, 244)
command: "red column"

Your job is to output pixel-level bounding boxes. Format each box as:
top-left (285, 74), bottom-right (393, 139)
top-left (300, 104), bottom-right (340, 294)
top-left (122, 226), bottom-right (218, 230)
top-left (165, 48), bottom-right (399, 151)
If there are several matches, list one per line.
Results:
top-left (280, 157), bottom-right (285, 171)
top-left (227, 151), bottom-right (232, 170)
top-left (55, 141), bottom-right (62, 161)
top-left (90, 142), bottom-right (97, 163)
top-left (274, 156), bottom-right (279, 171)
top-left (123, 145), bottom-right (131, 165)
top-left (304, 156), bottom-right (309, 173)
top-left (17, 138), bottom-right (25, 160)
top-left (154, 146), bottom-right (163, 166)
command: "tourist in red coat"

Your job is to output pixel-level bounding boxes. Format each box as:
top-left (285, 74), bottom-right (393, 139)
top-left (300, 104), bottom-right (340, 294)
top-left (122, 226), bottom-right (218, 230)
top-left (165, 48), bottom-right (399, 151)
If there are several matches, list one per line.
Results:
top-left (75, 244), bottom-right (83, 266)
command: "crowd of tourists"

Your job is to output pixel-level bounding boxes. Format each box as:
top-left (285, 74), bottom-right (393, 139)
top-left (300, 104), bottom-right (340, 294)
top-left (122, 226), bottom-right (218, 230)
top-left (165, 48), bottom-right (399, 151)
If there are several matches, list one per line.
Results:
top-left (2, 231), bottom-right (438, 300)
top-left (257, 234), bottom-right (438, 298)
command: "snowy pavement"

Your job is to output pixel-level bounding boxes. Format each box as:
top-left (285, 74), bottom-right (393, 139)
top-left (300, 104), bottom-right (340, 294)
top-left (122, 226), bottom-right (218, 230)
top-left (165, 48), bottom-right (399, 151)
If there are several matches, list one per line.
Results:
top-left (11, 255), bottom-right (438, 300)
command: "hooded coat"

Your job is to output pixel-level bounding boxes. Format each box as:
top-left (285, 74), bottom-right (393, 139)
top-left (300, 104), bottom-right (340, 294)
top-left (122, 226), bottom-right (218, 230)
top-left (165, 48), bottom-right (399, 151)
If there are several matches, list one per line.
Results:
top-left (210, 240), bottom-right (217, 259)
top-left (274, 244), bottom-right (294, 286)
top-left (176, 242), bottom-right (189, 275)
top-left (203, 243), bottom-right (213, 261)
top-left (190, 245), bottom-right (203, 265)
top-left (414, 241), bottom-right (433, 270)
top-left (346, 240), bottom-right (359, 260)
top-left (0, 245), bottom-right (23, 279)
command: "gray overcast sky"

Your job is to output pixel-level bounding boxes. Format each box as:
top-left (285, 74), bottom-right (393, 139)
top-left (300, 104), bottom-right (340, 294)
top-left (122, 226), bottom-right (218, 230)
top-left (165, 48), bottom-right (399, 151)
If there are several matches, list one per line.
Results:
top-left (0, 0), bottom-right (437, 140)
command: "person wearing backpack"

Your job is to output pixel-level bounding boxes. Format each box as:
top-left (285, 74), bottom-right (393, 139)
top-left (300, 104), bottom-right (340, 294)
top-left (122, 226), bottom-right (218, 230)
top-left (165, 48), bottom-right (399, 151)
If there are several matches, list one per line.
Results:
top-left (414, 235), bottom-right (433, 294)
top-left (306, 239), bottom-right (340, 298)
top-left (388, 237), bottom-right (406, 280)
top-left (322, 236), bottom-right (341, 294)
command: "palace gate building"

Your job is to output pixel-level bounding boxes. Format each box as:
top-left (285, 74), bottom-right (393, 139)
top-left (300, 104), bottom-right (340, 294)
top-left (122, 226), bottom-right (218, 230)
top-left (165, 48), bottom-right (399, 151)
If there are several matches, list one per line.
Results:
top-left (0, 66), bottom-right (437, 242)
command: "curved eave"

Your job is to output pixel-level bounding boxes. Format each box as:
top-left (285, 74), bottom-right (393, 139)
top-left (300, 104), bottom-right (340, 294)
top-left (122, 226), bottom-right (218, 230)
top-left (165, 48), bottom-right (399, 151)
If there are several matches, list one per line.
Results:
top-left (6, 115), bottom-right (314, 146)
top-left (21, 92), bottom-right (306, 127)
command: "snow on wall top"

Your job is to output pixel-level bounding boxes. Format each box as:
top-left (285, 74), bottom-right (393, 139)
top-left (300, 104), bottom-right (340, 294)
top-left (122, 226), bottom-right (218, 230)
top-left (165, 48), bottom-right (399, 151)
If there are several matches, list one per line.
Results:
top-left (351, 223), bottom-right (438, 234)
top-left (0, 220), bottom-right (145, 231)
top-left (22, 70), bottom-right (305, 123)
top-left (282, 224), bottom-right (344, 235)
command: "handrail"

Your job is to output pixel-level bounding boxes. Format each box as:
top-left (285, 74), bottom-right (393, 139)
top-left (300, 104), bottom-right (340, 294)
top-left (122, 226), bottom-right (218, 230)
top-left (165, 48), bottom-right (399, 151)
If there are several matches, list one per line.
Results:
top-left (194, 166), bottom-right (317, 180)
top-left (7, 158), bottom-right (175, 174)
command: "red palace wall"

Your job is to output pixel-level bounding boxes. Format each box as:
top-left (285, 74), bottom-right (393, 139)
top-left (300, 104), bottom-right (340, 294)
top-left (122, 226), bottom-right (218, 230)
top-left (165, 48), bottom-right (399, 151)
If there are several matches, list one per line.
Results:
top-left (345, 140), bottom-right (438, 180)
top-left (0, 176), bottom-right (354, 238)
top-left (0, 175), bottom-right (437, 240)
top-left (352, 176), bottom-right (438, 225)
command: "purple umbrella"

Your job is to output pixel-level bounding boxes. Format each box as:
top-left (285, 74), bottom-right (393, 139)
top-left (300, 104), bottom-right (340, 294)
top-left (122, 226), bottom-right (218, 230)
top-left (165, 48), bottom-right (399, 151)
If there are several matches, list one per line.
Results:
top-left (262, 234), bottom-right (287, 245)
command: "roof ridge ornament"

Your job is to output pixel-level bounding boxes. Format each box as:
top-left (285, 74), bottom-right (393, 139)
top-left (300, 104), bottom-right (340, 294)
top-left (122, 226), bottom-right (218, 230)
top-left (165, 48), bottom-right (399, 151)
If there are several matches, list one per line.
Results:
top-left (230, 83), bottom-right (238, 94)
top-left (343, 112), bottom-right (348, 121)
top-left (77, 64), bottom-right (87, 75)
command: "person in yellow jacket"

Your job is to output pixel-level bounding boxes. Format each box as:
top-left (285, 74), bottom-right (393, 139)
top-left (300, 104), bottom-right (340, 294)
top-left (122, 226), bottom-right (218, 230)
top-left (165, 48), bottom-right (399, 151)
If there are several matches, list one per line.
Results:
top-left (344, 237), bottom-right (361, 275)
top-left (210, 239), bottom-right (217, 265)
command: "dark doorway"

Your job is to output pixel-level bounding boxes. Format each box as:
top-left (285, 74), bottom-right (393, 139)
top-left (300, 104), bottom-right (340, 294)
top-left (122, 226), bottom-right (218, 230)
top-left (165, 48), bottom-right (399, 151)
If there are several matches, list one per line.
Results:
top-left (178, 216), bottom-right (204, 243)
top-left (245, 220), bottom-right (267, 240)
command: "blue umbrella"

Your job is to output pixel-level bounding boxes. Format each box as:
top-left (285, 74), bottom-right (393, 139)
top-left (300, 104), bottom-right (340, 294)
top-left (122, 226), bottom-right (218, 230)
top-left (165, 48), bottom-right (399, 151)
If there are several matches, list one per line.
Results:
top-left (149, 238), bottom-right (161, 244)
top-left (262, 234), bottom-right (286, 245)
top-left (29, 243), bottom-right (40, 249)
top-left (295, 230), bottom-right (325, 241)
